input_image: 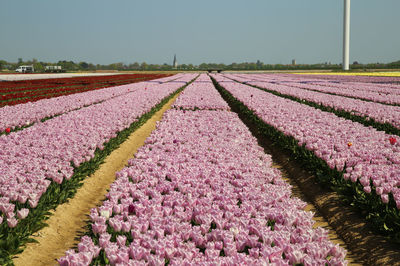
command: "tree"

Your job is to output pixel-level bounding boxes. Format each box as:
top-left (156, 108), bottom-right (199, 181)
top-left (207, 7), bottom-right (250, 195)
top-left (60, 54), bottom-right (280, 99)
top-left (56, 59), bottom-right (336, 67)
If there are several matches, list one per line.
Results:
top-left (0, 60), bottom-right (7, 70)
top-left (199, 63), bottom-right (208, 70)
top-left (18, 58), bottom-right (23, 64)
top-left (79, 62), bottom-right (89, 70)
top-left (58, 60), bottom-right (79, 71)
top-left (128, 62), bottom-right (140, 70)
top-left (160, 63), bottom-right (172, 71)
top-left (108, 62), bottom-right (124, 70)
top-left (140, 62), bottom-right (148, 70)
top-left (33, 62), bottom-right (44, 72)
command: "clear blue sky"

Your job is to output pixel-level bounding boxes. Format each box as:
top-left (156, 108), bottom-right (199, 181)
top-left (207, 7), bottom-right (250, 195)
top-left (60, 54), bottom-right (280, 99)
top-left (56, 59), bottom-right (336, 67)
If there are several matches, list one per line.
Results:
top-left (1, 0), bottom-right (399, 65)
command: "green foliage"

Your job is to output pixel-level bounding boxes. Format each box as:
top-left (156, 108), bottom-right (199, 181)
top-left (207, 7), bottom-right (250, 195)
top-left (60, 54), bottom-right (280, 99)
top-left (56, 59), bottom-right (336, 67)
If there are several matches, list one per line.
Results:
top-left (267, 220), bottom-right (276, 231)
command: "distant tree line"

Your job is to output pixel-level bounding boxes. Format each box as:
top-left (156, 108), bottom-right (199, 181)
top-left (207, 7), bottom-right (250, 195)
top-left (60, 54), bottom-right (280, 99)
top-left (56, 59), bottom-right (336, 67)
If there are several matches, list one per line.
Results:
top-left (1, 58), bottom-right (399, 72)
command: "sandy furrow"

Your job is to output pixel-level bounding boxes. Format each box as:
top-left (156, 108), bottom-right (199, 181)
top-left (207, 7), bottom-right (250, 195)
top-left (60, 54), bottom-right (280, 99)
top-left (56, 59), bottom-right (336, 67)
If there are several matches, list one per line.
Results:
top-left (13, 93), bottom-right (181, 266)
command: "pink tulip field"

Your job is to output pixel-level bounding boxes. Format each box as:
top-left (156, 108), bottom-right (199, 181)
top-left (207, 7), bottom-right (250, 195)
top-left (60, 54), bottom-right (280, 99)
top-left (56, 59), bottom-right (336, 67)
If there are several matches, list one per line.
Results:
top-left (0, 73), bottom-right (195, 225)
top-left (212, 74), bottom-right (400, 205)
top-left (0, 74), bottom-right (181, 133)
top-left (172, 75), bottom-right (230, 111)
top-left (211, 73), bottom-right (400, 241)
top-left (231, 73), bottom-right (400, 104)
top-left (224, 74), bottom-right (400, 130)
top-left (59, 74), bottom-right (347, 265)
top-left (279, 77), bottom-right (400, 105)
top-left (0, 73), bottom-right (196, 262)
top-left (2, 71), bottom-right (400, 264)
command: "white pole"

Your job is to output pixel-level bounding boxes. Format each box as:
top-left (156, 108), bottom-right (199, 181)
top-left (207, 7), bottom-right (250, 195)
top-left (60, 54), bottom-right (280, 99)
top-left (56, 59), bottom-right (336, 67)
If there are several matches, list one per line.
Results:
top-left (343, 0), bottom-right (350, 71)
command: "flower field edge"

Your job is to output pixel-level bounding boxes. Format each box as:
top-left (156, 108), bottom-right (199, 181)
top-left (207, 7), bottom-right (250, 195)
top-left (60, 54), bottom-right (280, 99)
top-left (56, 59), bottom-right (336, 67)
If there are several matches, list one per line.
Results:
top-left (210, 76), bottom-right (400, 244)
top-left (0, 77), bottom-right (197, 265)
top-left (0, 74), bottom-right (173, 108)
top-left (0, 74), bottom-right (178, 136)
top-left (226, 76), bottom-right (400, 138)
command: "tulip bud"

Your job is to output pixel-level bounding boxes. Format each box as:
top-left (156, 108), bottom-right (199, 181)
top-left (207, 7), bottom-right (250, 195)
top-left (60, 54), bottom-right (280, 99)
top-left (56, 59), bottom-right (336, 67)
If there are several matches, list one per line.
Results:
top-left (5, 128), bottom-right (11, 134)
top-left (128, 204), bottom-right (135, 214)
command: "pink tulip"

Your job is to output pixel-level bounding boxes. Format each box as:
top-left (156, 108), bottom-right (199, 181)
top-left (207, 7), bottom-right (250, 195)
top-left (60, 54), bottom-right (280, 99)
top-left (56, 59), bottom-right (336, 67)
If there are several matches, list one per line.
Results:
top-left (7, 217), bottom-right (18, 228)
top-left (381, 194), bottom-right (389, 204)
top-left (92, 222), bottom-right (107, 235)
top-left (117, 235), bottom-right (127, 247)
top-left (363, 186), bottom-right (372, 194)
top-left (17, 208), bottom-right (29, 219)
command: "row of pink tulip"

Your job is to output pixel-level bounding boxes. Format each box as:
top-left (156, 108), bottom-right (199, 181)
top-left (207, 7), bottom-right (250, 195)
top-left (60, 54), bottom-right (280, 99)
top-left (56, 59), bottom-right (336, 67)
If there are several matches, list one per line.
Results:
top-left (225, 74), bottom-right (400, 130)
top-left (283, 73), bottom-right (400, 88)
top-left (307, 80), bottom-right (400, 96)
top-left (0, 74), bottom-right (182, 132)
top-left (235, 73), bottom-right (400, 93)
top-left (172, 74), bottom-right (230, 110)
top-left (0, 74), bottom-right (196, 228)
top-left (228, 73), bottom-right (400, 105)
top-left (59, 109), bottom-right (347, 265)
top-left (212, 74), bottom-right (400, 209)
top-left (245, 74), bottom-right (400, 105)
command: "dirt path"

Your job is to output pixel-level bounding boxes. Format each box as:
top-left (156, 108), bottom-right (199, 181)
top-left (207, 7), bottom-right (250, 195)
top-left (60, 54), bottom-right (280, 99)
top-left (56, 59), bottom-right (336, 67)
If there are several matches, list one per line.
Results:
top-left (13, 93), bottom-right (181, 266)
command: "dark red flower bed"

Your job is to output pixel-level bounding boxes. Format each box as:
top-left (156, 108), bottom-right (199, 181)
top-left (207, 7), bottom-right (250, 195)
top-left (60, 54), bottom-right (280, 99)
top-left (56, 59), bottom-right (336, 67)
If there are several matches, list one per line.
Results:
top-left (0, 74), bottom-right (172, 107)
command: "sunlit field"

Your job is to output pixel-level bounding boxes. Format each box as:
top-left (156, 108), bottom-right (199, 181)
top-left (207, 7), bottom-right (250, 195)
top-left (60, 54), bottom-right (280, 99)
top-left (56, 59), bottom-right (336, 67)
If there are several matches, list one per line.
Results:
top-left (294, 71), bottom-right (400, 77)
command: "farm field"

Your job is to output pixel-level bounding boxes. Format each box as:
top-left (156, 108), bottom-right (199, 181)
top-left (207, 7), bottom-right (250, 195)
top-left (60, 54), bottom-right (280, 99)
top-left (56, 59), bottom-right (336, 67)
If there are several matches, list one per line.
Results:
top-left (0, 73), bottom-right (173, 108)
top-left (293, 72), bottom-right (400, 77)
top-left (1, 72), bottom-right (400, 265)
top-left (291, 72), bottom-right (400, 84)
top-left (0, 73), bottom-right (122, 81)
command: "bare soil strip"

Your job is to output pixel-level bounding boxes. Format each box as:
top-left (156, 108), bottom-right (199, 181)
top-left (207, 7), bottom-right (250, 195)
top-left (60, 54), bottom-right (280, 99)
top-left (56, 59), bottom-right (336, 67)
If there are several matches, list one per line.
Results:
top-left (13, 93), bottom-right (181, 266)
